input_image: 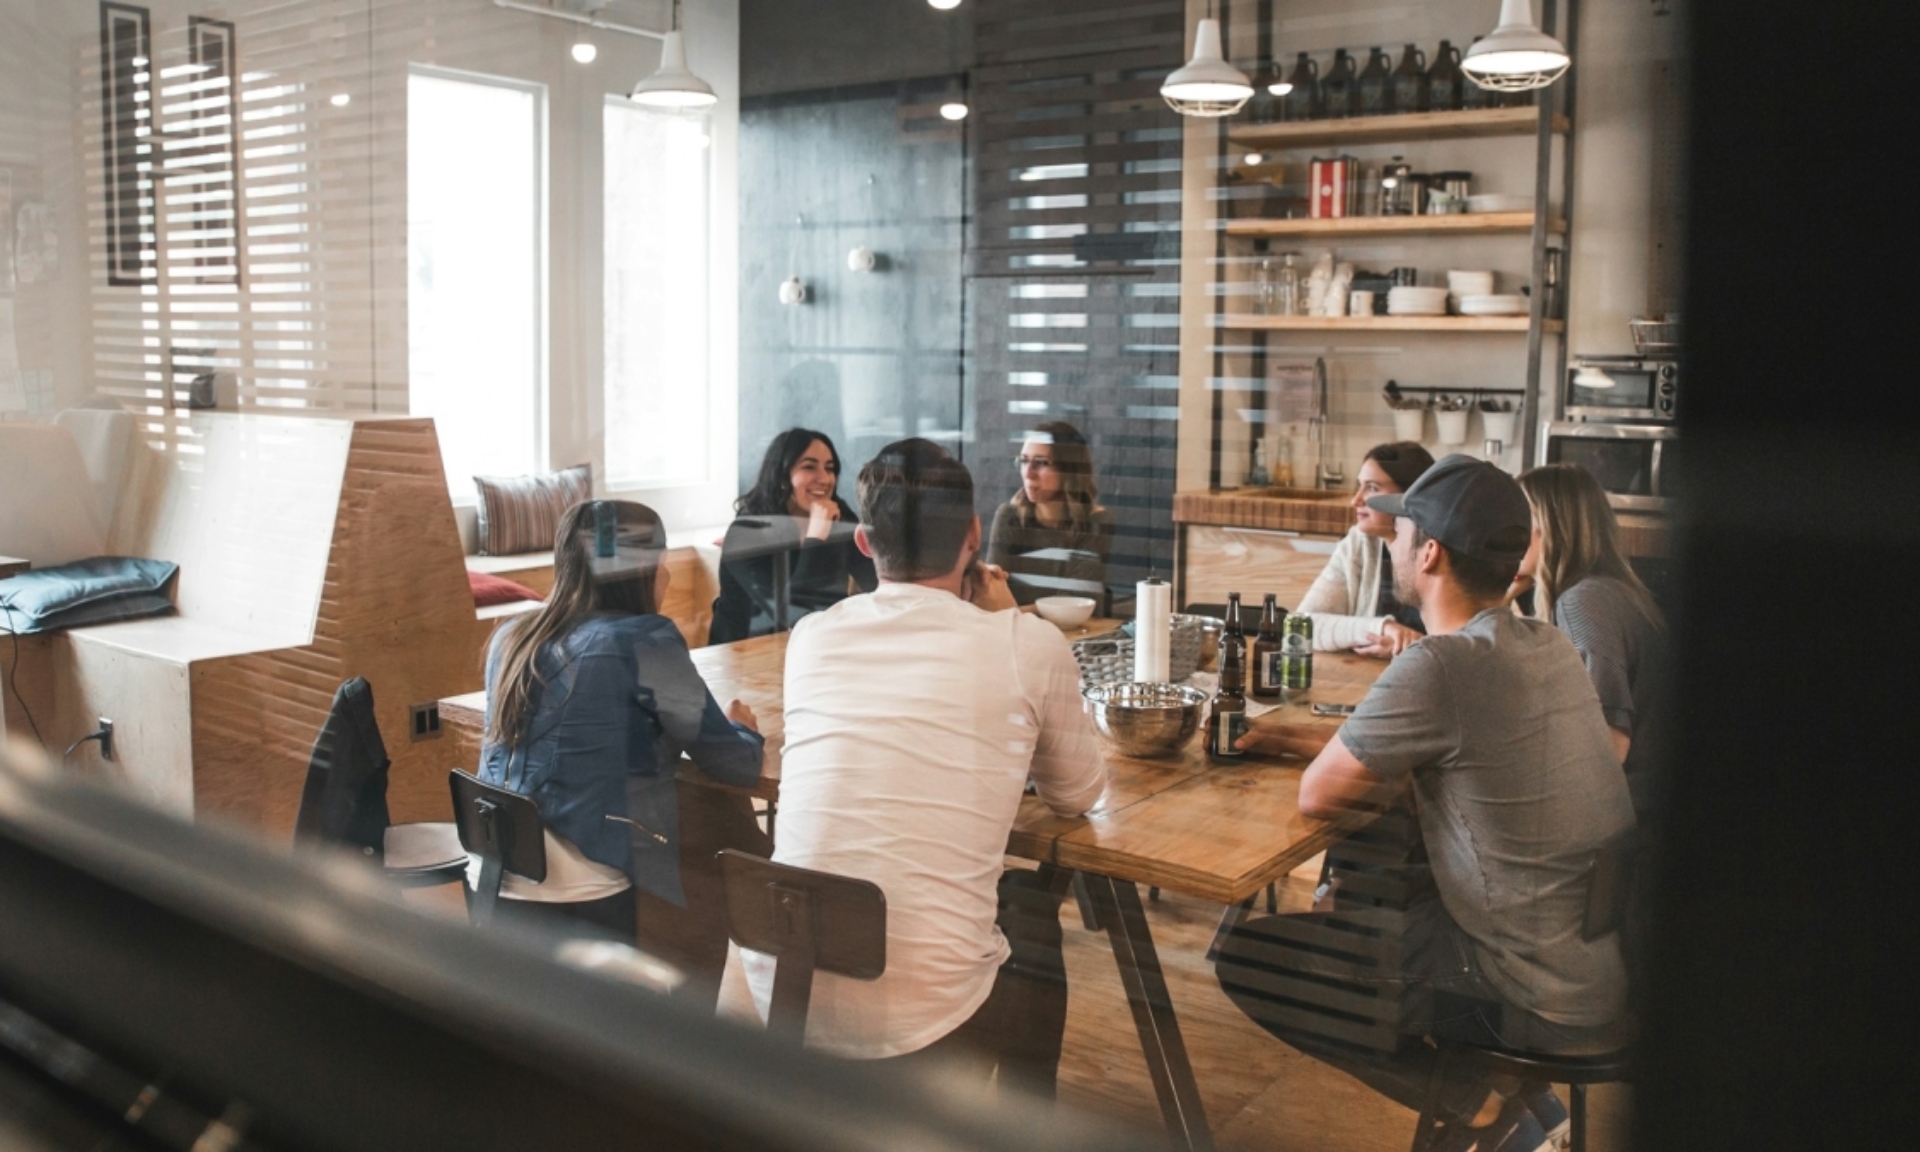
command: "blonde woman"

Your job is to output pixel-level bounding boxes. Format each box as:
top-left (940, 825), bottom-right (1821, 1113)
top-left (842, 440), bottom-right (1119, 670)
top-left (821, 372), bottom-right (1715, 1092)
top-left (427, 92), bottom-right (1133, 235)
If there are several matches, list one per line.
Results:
top-left (985, 421), bottom-right (1116, 606)
top-left (1516, 463), bottom-right (1669, 815)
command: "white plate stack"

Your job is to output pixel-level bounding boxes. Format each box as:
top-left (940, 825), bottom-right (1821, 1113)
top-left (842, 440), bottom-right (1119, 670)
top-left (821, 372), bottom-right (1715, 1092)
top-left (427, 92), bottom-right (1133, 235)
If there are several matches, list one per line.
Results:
top-left (1386, 286), bottom-right (1449, 316)
top-left (1456, 294), bottom-right (1528, 316)
top-left (1446, 270), bottom-right (1493, 315)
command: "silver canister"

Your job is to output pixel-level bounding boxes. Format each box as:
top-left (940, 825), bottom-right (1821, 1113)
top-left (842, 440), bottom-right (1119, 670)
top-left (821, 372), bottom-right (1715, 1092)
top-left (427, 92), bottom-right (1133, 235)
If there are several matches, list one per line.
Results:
top-left (1378, 160), bottom-right (1414, 216)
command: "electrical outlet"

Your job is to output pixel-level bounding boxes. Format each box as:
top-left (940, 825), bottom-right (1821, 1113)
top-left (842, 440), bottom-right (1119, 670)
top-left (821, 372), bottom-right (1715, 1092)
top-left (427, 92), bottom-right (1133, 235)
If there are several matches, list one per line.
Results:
top-left (97, 718), bottom-right (114, 762)
top-left (409, 702), bottom-right (441, 742)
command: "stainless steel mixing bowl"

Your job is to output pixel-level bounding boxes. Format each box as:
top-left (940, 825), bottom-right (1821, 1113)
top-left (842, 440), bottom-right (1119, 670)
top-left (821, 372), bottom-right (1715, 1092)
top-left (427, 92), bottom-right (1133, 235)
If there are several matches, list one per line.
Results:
top-left (1082, 682), bottom-right (1210, 758)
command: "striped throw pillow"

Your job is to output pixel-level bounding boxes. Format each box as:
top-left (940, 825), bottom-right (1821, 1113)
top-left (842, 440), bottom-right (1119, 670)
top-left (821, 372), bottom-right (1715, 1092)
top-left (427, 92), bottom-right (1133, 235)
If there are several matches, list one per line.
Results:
top-left (473, 464), bottom-right (592, 556)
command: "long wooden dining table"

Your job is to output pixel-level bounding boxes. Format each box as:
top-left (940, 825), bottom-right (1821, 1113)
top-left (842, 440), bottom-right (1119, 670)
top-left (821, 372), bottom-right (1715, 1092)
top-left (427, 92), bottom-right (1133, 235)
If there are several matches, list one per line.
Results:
top-left (439, 624), bottom-right (1386, 1151)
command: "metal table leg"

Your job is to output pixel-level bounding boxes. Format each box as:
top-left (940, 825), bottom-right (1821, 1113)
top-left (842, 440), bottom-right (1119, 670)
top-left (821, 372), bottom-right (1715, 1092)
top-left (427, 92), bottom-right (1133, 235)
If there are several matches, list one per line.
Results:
top-left (1080, 872), bottom-right (1215, 1152)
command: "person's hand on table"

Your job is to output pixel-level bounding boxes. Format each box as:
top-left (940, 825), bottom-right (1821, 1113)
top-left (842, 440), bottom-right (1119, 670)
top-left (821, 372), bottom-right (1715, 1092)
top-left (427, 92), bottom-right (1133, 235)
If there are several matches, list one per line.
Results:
top-left (1235, 720), bottom-right (1336, 761)
top-left (1354, 619), bottom-right (1422, 659)
top-left (805, 499), bottom-right (839, 542)
top-left (726, 699), bottom-right (760, 733)
top-left (963, 561), bottom-right (1017, 613)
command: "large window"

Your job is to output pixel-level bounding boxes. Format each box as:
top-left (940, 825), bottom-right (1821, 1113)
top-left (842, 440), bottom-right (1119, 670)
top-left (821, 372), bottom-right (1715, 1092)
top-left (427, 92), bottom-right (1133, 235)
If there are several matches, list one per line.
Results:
top-left (408, 68), bottom-right (546, 495)
top-left (603, 97), bottom-right (711, 486)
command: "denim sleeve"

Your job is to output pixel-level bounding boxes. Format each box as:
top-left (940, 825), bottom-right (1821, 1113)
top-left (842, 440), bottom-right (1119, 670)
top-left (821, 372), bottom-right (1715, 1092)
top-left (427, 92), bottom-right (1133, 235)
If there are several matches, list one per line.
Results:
top-left (631, 617), bottom-right (764, 788)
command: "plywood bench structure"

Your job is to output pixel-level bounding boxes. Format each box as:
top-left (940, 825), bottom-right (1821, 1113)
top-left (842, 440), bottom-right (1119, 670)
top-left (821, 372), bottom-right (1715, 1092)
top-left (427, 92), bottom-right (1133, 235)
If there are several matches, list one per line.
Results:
top-left (3, 411), bottom-right (725, 839)
top-left (3, 412), bottom-right (488, 834)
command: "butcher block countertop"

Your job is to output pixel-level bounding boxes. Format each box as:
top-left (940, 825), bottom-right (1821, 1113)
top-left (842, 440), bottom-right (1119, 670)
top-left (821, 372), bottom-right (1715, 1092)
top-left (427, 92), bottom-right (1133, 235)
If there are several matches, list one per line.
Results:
top-left (1173, 487), bottom-right (1672, 558)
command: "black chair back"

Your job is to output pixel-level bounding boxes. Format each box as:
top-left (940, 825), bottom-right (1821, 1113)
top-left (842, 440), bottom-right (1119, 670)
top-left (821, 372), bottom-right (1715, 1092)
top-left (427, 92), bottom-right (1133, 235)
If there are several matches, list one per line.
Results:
top-left (451, 769), bottom-right (547, 926)
top-left (717, 849), bottom-right (885, 1043)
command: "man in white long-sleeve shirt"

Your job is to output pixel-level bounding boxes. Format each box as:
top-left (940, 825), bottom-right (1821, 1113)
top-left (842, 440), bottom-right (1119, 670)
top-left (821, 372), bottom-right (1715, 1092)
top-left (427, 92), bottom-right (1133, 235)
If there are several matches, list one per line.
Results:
top-left (742, 437), bottom-right (1108, 1098)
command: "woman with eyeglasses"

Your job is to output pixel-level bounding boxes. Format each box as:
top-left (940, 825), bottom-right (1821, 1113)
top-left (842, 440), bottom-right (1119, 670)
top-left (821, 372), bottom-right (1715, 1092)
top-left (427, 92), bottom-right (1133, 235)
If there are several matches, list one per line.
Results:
top-left (710, 428), bottom-right (878, 644)
top-left (480, 500), bottom-right (764, 947)
top-left (985, 421), bottom-right (1115, 607)
top-left (1294, 441), bottom-right (1435, 657)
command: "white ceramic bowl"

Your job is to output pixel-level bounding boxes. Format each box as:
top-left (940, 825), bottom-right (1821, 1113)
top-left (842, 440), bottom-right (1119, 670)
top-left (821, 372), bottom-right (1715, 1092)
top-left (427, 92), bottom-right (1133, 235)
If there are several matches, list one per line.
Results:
top-left (1465, 193), bottom-right (1534, 214)
top-left (1035, 595), bottom-right (1096, 629)
top-left (1446, 270), bottom-right (1496, 294)
top-left (1457, 293), bottom-right (1527, 316)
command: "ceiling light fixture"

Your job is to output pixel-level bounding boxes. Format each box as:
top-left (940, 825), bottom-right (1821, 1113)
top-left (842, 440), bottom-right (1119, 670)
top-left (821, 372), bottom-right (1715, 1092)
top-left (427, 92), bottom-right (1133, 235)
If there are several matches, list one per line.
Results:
top-left (927, 0), bottom-right (962, 9)
top-left (631, 0), bottom-right (717, 109)
top-left (1161, 8), bottom-right (1253, 118)
top-left (1244, 152), bottom-right (1266, 167)
top-left (329, 92), bottom-right (351, 107)
top-left (939, 101), bottom-right (968, 121)
top-left (1258, 60), bottom-right (1293, 97)
top-left (571, 39), bottom-right (597, 64)
top-left (1462, 0), bottom-right (1571, 92)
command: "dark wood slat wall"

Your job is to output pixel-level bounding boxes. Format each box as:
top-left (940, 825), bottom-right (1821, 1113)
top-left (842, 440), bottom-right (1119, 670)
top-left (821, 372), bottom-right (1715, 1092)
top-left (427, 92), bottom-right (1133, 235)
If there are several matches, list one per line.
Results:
top-left (966, 0), bottom-right (1187, 594)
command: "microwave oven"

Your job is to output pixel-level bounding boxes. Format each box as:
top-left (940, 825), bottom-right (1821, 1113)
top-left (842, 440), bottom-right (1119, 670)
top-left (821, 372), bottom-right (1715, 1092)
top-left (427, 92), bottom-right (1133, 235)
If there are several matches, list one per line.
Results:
top-left (1564, 355), bottom-right (1679, 423)
top-left (1539, 422), bottom-right (1679, 513)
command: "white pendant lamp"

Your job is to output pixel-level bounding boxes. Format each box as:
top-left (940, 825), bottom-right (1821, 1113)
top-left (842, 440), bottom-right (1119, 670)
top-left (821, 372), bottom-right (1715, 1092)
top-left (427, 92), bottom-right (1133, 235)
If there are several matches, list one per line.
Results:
top-left (631, 0), bottom-right (717, 109)
top-left (1462, 0), bottom-right (1571, 92)
top-left (1161, 10), bottom-right (1253, 118)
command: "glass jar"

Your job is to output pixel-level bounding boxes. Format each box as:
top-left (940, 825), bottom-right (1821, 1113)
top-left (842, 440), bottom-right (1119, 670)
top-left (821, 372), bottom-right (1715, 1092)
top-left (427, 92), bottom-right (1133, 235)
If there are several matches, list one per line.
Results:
top-left (1276, 252), bottom-right (1302, 316)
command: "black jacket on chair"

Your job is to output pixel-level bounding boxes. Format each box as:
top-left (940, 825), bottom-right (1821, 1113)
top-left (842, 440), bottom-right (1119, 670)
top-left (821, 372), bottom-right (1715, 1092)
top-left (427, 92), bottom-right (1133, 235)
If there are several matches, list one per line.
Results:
top-left (294, 677), bottom-right (393, 860)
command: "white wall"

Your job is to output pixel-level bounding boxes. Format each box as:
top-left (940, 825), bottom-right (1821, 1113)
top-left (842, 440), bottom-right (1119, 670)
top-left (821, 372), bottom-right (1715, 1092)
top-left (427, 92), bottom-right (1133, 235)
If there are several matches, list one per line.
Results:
top-left (0, 0), bottom-right (741, 532)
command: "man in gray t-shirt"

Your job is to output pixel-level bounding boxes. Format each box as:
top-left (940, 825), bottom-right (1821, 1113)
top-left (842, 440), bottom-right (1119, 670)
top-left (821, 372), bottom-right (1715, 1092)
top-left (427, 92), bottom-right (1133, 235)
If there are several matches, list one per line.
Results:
top-left (1216, 456), bottom-right (1635, 1150)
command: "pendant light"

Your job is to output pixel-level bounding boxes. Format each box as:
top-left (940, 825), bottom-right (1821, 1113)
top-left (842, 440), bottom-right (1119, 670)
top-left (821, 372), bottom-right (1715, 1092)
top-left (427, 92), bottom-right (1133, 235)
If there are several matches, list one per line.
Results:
top-left (631, 0), bottom-right (717, 109)
top-left (1461, 0), bottom-right (1570, 92)
top-left (1161, 5), bottom-right (1253, 118)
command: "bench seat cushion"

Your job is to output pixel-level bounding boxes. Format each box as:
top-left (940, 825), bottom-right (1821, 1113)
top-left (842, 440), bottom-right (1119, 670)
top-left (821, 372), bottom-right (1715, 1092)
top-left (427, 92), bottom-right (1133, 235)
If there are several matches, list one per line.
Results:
top-left (468, 570), bottom-right (542, 607)
top-left (0, 556), bottom-right (179, 635)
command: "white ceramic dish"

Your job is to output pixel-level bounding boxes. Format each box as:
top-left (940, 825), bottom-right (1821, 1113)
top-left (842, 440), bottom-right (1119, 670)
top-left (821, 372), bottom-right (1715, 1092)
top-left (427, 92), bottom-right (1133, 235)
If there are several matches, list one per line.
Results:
top-left (1446, 270), bottom-right (1496, 295)
top-left (1035, 595), bottom-right (1096, 629)
top-left (1456, 293), bottom-right (1527, 316)
top-left (1387, 286), bottom-right (1449, 303)
top-left (1465, 193), bottom-right (1534, 214)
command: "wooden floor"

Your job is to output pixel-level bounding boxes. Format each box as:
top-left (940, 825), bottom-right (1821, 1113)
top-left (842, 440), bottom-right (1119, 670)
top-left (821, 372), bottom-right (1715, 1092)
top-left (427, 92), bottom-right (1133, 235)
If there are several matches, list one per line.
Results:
top-left (1048, 867), bottom-right (1634, 1152)
top-left (407, 866), bottom-right (1630, 1150)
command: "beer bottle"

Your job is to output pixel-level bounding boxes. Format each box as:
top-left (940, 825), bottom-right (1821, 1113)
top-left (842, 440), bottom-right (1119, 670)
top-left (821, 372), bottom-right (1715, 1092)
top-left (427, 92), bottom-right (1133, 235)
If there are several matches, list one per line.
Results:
top-left (1250, 593), bottom-right (1283, 701)
top-left (1211, 594), bottom-right (1249, 761)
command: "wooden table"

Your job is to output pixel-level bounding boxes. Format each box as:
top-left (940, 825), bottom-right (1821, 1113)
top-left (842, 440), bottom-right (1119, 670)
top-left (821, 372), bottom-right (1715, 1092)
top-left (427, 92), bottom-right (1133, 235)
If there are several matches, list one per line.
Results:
top-left (439, 624), bottom-right (1384, 1151)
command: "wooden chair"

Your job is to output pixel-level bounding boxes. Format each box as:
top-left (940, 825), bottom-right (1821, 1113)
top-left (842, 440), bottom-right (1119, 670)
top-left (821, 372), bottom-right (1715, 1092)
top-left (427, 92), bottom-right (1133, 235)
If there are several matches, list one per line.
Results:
top-left (293, 678), bottom-right (465, 889)
top-left (450, 769), bottom-right (547, 928)
top-left (1408, 833), bottom-right (1638, 1152)
top-left (716, 849), bottom-right (886, 1044)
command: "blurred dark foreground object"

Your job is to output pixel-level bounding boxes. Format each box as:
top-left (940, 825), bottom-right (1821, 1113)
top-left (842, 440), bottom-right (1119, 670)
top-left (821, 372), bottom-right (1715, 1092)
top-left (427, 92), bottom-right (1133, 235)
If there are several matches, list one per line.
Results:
top-left (0, 741), bottom-right (1160, 1152)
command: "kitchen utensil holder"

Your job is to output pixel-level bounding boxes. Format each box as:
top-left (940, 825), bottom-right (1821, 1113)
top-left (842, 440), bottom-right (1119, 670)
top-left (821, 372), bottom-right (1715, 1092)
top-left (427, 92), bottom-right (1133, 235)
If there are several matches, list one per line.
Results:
top-left (1434, 409), bottom-right (1470, 444)
top-left (1391, 407), bottom-right (1427, 442)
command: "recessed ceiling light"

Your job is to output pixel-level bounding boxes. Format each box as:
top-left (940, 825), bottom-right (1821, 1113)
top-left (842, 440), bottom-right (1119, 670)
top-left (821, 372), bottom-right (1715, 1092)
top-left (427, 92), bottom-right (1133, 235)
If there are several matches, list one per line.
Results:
top-left (939, 102), bottom-right (968, 121)
top-left (1244, 152), bottom-right (1265, 166)
top-left (928, 0), bottom-right (962, 9)
top-left (329, 92), bottom-right (351, 107)
top-left (571, 40), bottom-right (598, 64)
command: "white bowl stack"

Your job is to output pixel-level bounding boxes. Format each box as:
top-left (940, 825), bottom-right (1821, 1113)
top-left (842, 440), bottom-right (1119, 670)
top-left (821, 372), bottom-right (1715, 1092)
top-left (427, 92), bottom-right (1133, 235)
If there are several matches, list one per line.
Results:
top-left (1456, 294), bottom-right (1528, 316)
top-left (1386, 286), bottom-right (1450, 316)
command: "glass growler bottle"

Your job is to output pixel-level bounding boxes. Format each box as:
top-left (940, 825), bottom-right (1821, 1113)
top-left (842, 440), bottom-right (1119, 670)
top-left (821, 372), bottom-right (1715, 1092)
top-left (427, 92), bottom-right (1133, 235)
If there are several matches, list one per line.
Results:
top-left (1250, 593), bottom-right (1283, 701)
top-left (1320, 49), bottom-right (1358, 119)
top-left (1356, 46), bottom-right (1393, 117)
top-left (1210, 593), bottom-right (1249, 762)
top-left (1282, 51), bottom-right (1320, 121)
top-left (1390, 43), bottom-right (1428, 114)
top-left (1425, 40), bottom-right (1464, 112)
top-left (1461, 37), bottom-right (1497, 110)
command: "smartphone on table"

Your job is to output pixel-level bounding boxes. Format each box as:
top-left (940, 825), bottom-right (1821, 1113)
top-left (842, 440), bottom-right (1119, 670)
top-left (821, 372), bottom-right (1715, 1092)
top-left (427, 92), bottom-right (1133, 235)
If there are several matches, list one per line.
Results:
top-left (1310, 702), bottom-right (1356, 717)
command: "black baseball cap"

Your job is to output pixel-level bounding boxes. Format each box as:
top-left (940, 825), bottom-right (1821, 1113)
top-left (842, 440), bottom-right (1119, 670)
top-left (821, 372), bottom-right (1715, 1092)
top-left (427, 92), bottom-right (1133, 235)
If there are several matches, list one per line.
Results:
top-left (1365, 453), bottom-right (1531, 564)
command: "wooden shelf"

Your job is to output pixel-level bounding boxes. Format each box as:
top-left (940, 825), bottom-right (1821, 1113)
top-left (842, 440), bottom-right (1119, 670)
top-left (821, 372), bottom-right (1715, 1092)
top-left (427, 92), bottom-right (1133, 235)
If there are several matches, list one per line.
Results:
top-left (1221, 314), bottom-right (1561, 333)
top-left (1223, 212), bottom-right (1563, 238)
top-left (1227, 106), bottom-right (1569, 150)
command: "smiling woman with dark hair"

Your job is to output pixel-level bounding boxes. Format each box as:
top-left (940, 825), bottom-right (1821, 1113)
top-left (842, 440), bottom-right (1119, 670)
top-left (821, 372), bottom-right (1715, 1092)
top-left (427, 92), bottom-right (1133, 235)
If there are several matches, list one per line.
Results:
top-left (710, 428), bottom-right (878, 643)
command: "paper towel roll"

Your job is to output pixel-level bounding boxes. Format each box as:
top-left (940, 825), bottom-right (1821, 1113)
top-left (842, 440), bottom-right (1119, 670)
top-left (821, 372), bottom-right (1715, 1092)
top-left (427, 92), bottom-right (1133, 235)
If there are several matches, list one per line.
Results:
top-left (1135, 578), bottom-right (1171, 683)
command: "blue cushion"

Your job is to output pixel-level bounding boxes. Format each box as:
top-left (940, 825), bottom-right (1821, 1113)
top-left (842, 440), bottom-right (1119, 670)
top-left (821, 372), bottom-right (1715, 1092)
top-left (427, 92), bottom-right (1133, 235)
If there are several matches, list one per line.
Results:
top-left (0, 557), bottom-right (179, 635)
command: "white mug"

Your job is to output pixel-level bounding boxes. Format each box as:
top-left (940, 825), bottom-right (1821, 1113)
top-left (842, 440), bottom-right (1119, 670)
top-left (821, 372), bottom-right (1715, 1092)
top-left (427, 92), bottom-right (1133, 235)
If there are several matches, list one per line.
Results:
top-left (1348, 290), bottom-right (1374, 317)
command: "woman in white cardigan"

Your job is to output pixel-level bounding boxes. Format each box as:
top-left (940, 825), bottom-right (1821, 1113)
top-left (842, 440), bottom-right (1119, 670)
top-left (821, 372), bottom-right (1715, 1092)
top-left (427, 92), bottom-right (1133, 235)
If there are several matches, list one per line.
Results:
top-left (1294, 442), bottom-right (1435, 657)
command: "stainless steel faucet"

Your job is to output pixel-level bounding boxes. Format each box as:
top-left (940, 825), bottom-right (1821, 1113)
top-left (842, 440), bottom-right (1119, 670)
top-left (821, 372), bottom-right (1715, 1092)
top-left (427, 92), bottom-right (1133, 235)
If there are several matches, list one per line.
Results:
top-left (1308, 357), bottom-right (1344, 490)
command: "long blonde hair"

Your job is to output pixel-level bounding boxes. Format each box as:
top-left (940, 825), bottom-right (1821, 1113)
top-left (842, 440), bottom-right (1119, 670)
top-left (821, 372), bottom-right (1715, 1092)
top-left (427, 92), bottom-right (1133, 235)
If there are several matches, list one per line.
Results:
top-left (485, 500), bottom-right (665, 746)
top-left (1517, 464), bottom-right (1664, 631)
top-left (1010, 421), bottom-right (1102, 530)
